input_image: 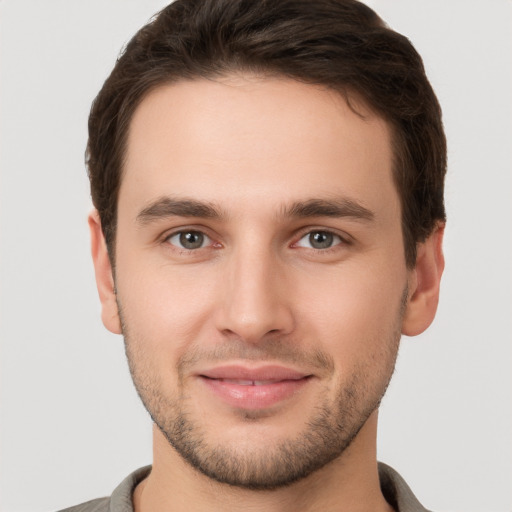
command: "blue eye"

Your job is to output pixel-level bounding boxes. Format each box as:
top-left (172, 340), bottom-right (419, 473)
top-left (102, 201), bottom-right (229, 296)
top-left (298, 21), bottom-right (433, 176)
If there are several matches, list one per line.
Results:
top-left (167, 231), bottom-right (211, 250)
top-left (296, 231), bottom-right (343, 249)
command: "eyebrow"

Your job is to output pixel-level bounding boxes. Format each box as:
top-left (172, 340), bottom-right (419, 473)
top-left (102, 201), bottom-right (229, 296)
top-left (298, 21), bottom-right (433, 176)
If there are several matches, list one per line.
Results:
top-left (136, 197), bottom-right (224, 225)
top-left (136, 196), bottom-right (374, 225)
top-left (282, 198), bottom-right (374, 221)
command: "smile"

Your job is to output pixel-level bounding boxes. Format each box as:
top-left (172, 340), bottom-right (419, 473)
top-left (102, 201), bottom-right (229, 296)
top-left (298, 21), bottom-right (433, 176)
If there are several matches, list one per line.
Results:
top-left (215, 379), bottom-right (284, 386)
top-left (198, 365), bottom-right (313, 410)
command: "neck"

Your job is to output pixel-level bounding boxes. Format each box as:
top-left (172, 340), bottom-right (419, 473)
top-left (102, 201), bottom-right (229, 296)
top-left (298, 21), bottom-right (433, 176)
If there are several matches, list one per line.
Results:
top-left (133, 413), bottom-right (393, 512)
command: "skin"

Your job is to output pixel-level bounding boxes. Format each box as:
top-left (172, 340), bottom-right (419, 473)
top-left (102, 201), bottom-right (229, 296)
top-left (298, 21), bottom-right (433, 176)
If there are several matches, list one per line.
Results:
top-left (90, 75), bottom-right (444, 512)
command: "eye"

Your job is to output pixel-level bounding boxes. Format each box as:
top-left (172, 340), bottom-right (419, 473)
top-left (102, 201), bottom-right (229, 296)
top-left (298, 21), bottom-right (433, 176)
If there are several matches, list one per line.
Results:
top-left (166, 230), bottom-right (212, 250)
top-left (295, 230), bottom-right (343, 250)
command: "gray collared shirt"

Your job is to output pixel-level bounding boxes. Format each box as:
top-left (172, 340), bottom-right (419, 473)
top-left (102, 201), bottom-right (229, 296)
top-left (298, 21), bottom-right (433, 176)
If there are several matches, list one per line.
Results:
top-left (57, 462), bottom-right (431, 512)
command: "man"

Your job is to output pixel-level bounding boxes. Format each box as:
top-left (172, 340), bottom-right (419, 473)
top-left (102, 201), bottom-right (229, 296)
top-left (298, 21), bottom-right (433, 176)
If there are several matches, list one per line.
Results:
top-left (62, 0), bottom-right (446, 510)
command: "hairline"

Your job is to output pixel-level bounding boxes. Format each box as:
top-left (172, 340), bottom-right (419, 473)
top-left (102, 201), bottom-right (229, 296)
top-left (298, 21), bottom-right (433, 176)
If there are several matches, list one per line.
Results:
top-left (104, 72), bottom-right (415, 268)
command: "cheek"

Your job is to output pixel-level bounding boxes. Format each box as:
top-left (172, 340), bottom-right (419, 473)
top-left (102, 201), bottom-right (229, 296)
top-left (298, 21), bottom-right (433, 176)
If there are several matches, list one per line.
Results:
top-left (115, 260), bottom-right (220, 355)
top-left (294, 262), bottom-right (406, 358)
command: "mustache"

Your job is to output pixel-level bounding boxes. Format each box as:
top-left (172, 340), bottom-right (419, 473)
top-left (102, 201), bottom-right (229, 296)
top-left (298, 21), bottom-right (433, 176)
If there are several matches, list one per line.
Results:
top-left (176, 338), bottom-right (335, 376)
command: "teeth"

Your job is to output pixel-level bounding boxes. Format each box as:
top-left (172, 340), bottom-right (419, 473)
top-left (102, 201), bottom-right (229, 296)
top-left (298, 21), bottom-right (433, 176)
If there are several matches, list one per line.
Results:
top-left (220, 379), bottom-right (253, 385)
top-left (220, 379), bottom-right (275, 386)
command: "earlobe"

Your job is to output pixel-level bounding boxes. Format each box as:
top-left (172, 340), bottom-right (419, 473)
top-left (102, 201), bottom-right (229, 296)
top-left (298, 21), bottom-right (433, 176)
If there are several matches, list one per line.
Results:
top-left (88, 210), bottom-right (122, 335)
top-left (402, 223), bottom-right (445, 336)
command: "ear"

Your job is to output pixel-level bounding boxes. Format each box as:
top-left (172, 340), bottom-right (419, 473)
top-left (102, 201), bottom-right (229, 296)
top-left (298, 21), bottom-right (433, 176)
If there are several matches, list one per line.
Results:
top-left (88, 210), bottom-right (122, 335)
top-left (402, 223), bottom-right (445, 336)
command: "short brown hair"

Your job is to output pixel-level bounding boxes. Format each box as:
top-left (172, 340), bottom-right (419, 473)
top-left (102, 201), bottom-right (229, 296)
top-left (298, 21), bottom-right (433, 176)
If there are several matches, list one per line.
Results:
top-left (87, 0), bottom-right (446, 267)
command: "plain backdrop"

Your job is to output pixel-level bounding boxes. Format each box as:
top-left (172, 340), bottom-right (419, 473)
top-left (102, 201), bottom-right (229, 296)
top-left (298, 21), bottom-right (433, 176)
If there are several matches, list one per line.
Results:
top-left (1, 1), bottom-right (511, 511)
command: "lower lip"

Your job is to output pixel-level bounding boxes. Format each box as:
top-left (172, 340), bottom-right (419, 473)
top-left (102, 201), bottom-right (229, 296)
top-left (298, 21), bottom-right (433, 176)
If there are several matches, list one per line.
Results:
top-left (200, 377), bottom-right (311, 410)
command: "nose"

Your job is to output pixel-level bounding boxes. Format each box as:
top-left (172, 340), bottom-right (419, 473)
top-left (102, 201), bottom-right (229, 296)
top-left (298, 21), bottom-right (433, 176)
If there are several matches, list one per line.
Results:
top-left (215, 245), bottom-right (295, 343)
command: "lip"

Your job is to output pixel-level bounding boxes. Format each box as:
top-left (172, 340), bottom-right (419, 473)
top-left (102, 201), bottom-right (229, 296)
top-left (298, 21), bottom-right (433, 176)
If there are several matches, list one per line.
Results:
top-left (198, 365), bottom-right (312, 410)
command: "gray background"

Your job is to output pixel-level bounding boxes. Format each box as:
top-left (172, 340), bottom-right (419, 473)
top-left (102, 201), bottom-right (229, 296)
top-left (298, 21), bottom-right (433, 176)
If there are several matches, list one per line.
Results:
top-left (1, 1), bottom-right (511, 511)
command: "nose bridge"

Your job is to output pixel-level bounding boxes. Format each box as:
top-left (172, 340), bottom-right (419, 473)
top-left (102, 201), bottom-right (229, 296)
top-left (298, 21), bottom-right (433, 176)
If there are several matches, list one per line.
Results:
top-left (217, 239), bottom-right (293, 341)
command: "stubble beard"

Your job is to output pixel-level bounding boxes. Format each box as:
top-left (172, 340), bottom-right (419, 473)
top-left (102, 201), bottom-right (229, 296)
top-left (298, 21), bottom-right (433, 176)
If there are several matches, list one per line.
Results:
top-left (120, 291), bottom-right (405, 491)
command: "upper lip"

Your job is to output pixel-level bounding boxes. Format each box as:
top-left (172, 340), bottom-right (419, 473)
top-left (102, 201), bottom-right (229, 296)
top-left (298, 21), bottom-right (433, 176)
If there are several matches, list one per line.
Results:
top-left (199, 365), bottom-right (310, 382)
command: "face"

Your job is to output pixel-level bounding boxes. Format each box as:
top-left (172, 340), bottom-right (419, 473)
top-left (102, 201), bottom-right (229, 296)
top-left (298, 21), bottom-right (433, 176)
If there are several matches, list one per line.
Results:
top-left (106, 75), bottom-right (412, 489)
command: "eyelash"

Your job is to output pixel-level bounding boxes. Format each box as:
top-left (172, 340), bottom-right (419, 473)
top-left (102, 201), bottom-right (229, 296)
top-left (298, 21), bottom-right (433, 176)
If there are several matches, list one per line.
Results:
top-left (293, 229), bottom-right (349, 252)
top-left (163, 228), bottom-right (218, 253)
top-left (161, 227), bottom-right (351, 254)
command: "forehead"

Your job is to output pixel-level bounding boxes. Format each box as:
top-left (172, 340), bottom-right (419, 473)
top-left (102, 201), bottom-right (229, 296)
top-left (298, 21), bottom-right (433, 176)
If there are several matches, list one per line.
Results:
top-left (121, 75), bottom-right (397, 221)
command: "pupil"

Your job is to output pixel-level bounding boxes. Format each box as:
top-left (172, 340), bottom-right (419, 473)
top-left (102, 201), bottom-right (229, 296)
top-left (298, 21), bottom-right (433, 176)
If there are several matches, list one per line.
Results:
top-left (180, 231), bottom-right (204, 249)
top-left (310, 231), bottom-right (333, 249)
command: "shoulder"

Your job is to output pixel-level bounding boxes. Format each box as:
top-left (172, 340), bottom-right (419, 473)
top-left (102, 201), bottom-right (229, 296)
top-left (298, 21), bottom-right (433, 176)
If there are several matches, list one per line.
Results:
top-left (55, 466), bottom-right (151, 512)
top-left (378, 462), bottom-right (433, 512)
top-left (56, 497), bottom-right (109, 512)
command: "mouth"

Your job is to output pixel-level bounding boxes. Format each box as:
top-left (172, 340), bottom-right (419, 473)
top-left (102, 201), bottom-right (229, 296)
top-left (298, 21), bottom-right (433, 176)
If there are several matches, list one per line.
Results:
top-left (197, 365), bottom-right (313, 410)
top-left (208, 378), bottom-right (293, 386)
